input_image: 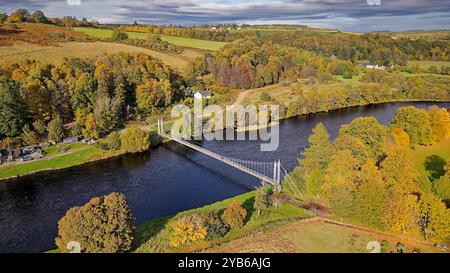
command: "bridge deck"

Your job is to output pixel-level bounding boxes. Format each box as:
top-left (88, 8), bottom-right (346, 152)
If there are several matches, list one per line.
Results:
top-left (159, 132), bottom-right (277, 185)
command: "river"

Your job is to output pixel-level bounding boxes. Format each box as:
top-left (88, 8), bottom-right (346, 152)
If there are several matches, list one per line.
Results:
top-left (0, 101), bottom-right (448, 253)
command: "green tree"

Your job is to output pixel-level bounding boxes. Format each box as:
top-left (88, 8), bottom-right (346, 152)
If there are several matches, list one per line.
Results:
top-left (339, 117), bottom-right (388, 161)
top-left (254, 187), bottom-right (270, 216)
top-left (391, 106), bottom-right (433, 146)
top-left (31, 10), bottom-right (48, 23)
top-left (21, 125), bottom-right (39, 146)
top-left (47, 116), bottom-right (65, 143)
top-left (93, 93), bottom-right (116, 133)
top-left (0, 13), bottom-right (7, 24)
top-left (32, 120), bottom-right (47, 141)
top-left (55, 192), bottom-right (136, 253)
top-left (121, 126), bottom-right (150, 153)
top-left (0, 80), bottom-right (25, 137)
top-left (72, 73), bottom-right (95, 110)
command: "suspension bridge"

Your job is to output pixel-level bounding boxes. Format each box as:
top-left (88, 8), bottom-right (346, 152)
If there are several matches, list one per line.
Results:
top-left (157, 119), bottom-right (291, 190)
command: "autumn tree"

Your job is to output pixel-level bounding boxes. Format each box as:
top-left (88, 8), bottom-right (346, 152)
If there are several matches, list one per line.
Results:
top-left (390, 127), bottom-right (410, 147)
top-left (333, 134), bottom-right (370, 166)
top-left (428, 106), bottom-right (450, 142)
top-left (82, 113), bottom-right (99, 140)
top-left (321, 150), bottom-right (359, 218)
top-left (380, 146), bottom-right (420, 193)
top-left (221, 201), bottom-right (247, 229)
top-left (434, 175), bottom-right (450, 201)
top-left (383, 187), bottom-right (421, 238)
top-left (339, 117), bottom-right (388, 161)
top-left (47, 116), bottom-right (65, 143)
top-left (419, 193), bottom-right (450, 245)
top-left (353, 160), bottom-right (387, 229)
top-left (391, 106), bottom-right (433, 146)
top-left (121, 126), bottom-right (150, 153)
top-left (7, 9), bottom-right (30, 23)
top-left (55, 192), bottom-right (136, 253)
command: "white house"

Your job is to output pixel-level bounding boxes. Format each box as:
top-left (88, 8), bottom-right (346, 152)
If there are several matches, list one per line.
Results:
top-left (364, 64), bottom-right (386, 70)
top-left (194, 90), bottom-right (212, 100)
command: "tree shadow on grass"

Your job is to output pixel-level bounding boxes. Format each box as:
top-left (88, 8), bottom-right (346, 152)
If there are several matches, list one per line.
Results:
top-left (242, 197), bottom-right (255, 222)
top-left (424, 155), bottom-right (447, 181)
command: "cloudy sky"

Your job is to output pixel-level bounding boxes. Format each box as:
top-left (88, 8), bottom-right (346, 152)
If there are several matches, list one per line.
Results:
top-left (1, 0), bottom-right (449, 32)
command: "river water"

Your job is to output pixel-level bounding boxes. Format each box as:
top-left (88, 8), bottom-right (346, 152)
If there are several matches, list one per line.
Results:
top-left (0, 101), bottom-right (448, 252)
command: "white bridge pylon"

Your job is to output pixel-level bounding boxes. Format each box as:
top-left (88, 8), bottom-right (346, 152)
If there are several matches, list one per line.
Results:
top-left (158, 119), bottom-right (282, 188)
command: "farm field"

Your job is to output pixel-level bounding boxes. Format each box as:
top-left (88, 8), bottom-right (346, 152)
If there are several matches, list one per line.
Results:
top-left (0, 41), bottom-right (202, 70)
top-left (74, 27), bottom-right (228, 51)
top-left (207, 218), bottom-right (443, 253)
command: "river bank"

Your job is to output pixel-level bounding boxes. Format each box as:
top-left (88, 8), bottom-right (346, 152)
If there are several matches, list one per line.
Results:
top-left (1, 98), bottom-right (448, 182)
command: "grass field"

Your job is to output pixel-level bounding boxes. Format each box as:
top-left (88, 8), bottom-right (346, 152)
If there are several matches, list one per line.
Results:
top-left (134, 191), bottom-right (311, 253)
top-left (412, 138), bottom-right (450, 180)
top-left (74, 27), bottom-right (228, 51)
top-left (0, 41), bottom-right (202, 71)
top-left (0, 145), bottom-right (101, 180)
top-left (207, 219), bottom-right (441, 253)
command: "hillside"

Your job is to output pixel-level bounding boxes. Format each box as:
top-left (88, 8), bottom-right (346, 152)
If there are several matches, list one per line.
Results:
top-left (0, 23), bottom-right (95, 46)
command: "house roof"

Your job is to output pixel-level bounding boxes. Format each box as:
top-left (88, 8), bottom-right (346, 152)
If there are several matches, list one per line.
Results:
top-left (195, 89), bottom-right (211, 97)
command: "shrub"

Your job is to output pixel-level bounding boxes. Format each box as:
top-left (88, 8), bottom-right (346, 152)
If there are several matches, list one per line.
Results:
top-left (342, 71), bottom-right (353, 79)
top-left (204, 211), bottom-right (229, 240)
top-left (221, 201), bottom-right (247, 229)
top-left (55, 192), bottom-right (136, 253)
top-left (106, 131), bottom-right (121, 150)
top-left (169, 214), bottom-right (208, 247)
top-left (112, 29), bottom-right (128, 41)
top-left (121, 126), bottom-right (150, 153)
top-left (260, 91), bottom-right (272, 102)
